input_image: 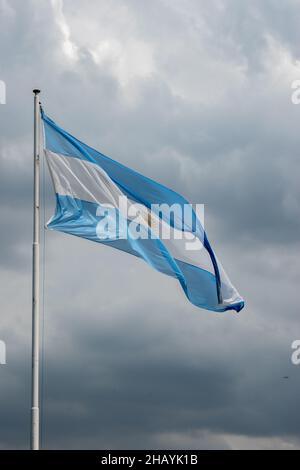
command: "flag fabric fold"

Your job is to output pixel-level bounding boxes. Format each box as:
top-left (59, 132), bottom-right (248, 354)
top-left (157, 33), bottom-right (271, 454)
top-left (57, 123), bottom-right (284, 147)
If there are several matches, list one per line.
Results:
top-left (41, 109), bottom-right (244, 313)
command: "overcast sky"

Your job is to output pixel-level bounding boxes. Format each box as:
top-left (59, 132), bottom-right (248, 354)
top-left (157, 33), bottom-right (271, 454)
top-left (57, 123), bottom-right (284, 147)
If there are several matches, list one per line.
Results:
top-left (1, 0), bottom-right (300, 450)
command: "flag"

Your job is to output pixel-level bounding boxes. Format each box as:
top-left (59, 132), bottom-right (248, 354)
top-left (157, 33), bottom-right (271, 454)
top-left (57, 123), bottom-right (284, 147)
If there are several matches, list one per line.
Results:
top-left (41, 109), bottom-right (244, 313)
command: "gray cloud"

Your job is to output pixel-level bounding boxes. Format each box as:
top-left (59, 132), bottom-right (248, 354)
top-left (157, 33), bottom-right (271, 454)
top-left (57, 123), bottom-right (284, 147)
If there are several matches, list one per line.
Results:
top-left (0, 0), bottom-right (300, 450)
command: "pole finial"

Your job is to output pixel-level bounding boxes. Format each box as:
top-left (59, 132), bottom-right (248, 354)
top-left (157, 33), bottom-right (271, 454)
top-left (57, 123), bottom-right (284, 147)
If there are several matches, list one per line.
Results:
top-left (33, 89), bottom-right (41, 95)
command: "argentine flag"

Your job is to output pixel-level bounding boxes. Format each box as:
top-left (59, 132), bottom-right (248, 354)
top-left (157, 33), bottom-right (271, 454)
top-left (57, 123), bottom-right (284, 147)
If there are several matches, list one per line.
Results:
top-left (42, 109), bottom-right (244, 313)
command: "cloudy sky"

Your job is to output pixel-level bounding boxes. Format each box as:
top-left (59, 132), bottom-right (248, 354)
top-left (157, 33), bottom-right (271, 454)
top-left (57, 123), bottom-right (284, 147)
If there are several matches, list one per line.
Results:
top-left (1, 0), bottom-right (300, 450)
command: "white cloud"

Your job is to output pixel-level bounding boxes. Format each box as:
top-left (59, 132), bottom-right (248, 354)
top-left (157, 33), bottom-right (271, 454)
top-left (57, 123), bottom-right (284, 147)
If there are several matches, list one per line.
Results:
top-left (51, 0), bottom-right (79, 61)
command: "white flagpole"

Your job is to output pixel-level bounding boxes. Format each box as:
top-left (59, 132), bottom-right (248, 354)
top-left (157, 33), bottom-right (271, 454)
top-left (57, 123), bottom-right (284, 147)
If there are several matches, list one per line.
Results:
top-left (31, 89), bottom-right (41, 450)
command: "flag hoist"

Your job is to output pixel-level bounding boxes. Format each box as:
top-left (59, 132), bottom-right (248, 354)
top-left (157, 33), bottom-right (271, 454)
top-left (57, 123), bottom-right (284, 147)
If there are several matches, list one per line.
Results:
top-left (30, 88), bottom-right (244, 450)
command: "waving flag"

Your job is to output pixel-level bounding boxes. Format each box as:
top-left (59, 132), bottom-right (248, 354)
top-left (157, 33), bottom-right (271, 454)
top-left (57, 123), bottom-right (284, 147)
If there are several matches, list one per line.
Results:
top-left (41, 109), bottom-right (244, 313)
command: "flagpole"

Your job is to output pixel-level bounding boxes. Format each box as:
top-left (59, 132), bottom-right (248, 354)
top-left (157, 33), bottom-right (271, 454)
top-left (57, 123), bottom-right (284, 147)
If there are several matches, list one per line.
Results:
top-left (31, 89), bottom-right (41, 450)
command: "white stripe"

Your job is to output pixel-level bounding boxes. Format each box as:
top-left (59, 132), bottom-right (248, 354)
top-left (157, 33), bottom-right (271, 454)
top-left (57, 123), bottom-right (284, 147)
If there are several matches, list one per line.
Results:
top-left (45, 150), bottom-right (215, 274)
top-left (45, 150), bottom-right (124, 206)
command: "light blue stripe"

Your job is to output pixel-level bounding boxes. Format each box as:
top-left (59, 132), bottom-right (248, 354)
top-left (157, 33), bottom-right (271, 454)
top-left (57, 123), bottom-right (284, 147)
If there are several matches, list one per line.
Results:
top-left (48, 195), bottom-right (244, 313)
